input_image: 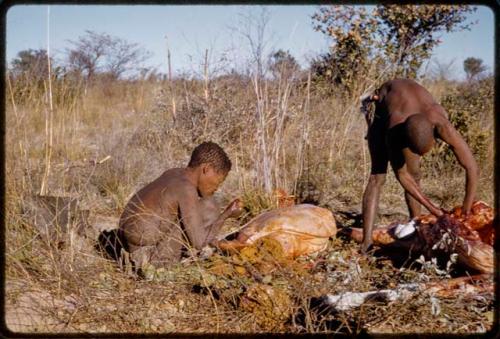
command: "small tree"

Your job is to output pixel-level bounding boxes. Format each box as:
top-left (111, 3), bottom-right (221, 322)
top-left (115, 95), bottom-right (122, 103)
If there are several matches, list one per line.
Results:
top-left (66, 31), bottom-right (109, 79)
top-left (104, 36), bottom-right (151, 79)
top-left (10, 49), bottom-right (52, 81)
top-left (66, 30), bottom-right (151, 80)
top-left (312, 5), bottom-right (476, 91)
top-left (312, 6), bottom-right (377, 91)
top-left (233, 7), bottom-right (272, 80)
top-left (8, 49), bottom-right (64, 106)
top-left (463, 57), bottom-right (486, 81)
top-left (429, 58), bottom-right (456, 82)
top-left (375, 5), bottom-right (476, 78)
top-left (268, 49), bottom-right (300, 80)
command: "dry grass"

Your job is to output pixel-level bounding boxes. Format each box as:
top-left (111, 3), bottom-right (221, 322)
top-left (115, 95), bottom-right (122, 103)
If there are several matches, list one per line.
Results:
top-left (4, 67), bottom-right (494, 334)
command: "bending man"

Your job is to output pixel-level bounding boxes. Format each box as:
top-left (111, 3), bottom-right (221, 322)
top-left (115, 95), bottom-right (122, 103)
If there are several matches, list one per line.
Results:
top-left (361, 78), bottom-right (479, 253)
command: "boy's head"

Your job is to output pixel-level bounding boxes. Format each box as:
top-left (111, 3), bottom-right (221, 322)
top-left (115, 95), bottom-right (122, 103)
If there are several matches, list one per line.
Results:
top-left (188, 142), bottom-right (231, 196)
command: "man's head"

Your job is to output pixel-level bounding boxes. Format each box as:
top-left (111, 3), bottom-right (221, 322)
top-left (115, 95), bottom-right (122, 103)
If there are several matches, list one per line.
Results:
top-left (405, 114), bottom-right (435, 155)
top-left (188, 142), bottom-right (232, 196)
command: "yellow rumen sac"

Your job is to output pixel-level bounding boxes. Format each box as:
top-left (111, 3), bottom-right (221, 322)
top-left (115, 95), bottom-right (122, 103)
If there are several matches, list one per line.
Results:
top-left (217, 204), bottom-right (337, 258)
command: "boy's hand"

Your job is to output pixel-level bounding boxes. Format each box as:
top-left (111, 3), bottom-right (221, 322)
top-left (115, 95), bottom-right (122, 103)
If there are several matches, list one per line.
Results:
top-left (225, 198), bottom-right (244, 218)
top-left (200, 245), bottom-right (216, 259)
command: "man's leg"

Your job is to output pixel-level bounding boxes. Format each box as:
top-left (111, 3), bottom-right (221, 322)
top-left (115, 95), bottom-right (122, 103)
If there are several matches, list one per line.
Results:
top-left (362, 123), bottom-right (389, 253)
top-left (362, 173), bottom-right (386, 252)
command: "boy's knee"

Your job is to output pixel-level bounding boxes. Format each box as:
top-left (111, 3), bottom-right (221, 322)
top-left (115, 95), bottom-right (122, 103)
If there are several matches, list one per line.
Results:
top-left (150, 249), bottom-right (181, 268)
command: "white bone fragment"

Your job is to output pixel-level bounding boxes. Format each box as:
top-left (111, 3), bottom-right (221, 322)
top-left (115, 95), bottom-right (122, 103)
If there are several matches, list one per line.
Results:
top-left (394, 220), bottom-right (416, 239)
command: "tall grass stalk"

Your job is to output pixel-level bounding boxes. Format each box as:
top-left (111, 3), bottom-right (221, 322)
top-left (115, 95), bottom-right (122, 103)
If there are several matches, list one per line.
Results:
top-left (40, 6), bottom-right (54, 196)
top-left (252, 74), bottom-right (272, 193)
top-left (165, 35), bottom-right (176, 120)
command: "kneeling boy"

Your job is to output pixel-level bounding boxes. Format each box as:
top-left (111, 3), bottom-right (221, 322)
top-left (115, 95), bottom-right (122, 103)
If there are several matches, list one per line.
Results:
top-left (119, 141), bottom-right (242, 270)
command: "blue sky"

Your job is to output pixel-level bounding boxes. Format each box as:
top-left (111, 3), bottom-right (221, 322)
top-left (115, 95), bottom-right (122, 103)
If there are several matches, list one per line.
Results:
top-left (6, 5), bottom-right (495, 79)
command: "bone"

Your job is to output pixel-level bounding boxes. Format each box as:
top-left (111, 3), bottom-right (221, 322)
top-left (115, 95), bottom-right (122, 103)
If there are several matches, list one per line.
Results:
top-left (322, 274), bottom-right (493, 311)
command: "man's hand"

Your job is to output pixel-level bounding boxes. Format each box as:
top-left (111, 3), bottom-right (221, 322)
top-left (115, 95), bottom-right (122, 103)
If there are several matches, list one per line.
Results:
top-left (429, 205), bottom-right (445, 217)
top-left (461, 201), bottom-right (472, 216)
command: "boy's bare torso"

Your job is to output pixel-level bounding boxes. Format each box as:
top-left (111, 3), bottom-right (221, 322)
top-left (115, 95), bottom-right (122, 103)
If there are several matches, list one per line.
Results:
top-left (119, 168), bottom-right (220, 264)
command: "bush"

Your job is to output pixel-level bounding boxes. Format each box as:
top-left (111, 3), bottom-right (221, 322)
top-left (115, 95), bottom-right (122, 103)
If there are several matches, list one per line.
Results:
top-left (426, 77), bottom-right (493, 170)
top-left (311, 5), bottom-right (476, 93)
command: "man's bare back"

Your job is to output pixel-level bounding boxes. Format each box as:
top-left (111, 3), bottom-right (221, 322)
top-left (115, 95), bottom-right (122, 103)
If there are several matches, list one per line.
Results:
top-left (361, 79), bottom-right (479, 252)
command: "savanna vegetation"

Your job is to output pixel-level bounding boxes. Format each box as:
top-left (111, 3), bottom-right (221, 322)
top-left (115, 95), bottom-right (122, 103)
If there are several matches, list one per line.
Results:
top-left (4, 5), bottom-right (494, 334)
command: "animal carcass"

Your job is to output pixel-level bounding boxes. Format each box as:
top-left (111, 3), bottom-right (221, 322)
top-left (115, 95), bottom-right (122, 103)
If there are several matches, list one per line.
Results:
top-left (216, 204), bottom-right (337, 258)
top-left (347, 201), bottom-right (495, 273)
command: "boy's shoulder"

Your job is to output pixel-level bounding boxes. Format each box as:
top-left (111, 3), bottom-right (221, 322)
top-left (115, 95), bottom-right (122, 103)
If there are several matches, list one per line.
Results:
top-left (157, 168), bottom-right (196, 192)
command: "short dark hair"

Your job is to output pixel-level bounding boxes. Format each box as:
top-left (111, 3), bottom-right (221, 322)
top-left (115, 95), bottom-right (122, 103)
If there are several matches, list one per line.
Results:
top-left (405, 114), bottom-right (435, 155)
top-left (188, 142), bottom-right (232, 173)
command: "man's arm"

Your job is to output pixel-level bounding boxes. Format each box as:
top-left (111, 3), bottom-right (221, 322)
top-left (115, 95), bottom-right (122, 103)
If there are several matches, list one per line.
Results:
top-left (389, 144), bottom-right (443, 216)
top-left (392, 162), bottom-right (443, 216)
top-left (435, 120), bottom-right (479, 214)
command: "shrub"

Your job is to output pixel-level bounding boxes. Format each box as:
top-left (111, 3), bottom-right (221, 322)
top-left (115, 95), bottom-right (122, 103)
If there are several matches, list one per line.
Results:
top-left (424, 77), bottom-right (493, 171)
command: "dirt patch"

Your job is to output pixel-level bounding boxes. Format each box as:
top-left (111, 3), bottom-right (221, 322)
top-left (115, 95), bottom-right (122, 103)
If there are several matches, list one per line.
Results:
top-left (5, 280), bottom-right (79, 333)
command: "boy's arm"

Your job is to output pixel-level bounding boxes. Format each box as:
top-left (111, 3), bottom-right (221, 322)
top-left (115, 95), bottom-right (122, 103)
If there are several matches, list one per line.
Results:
top-left (204, 199), bottom-right (243, 245)
top-left (176, 185), bottom-right (206, 249)
top-left (177, 186), bottom-right (243, 249)
top-left (434, 119), bottom-right (479, 214)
